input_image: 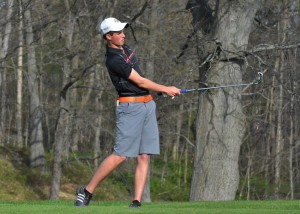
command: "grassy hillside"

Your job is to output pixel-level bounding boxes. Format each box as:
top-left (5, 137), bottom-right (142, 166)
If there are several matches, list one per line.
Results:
top-left (0, 146), bottom-right (191, 202)
top-left (0, 158), bottom-right (39, 200)
top-left (0, 147), bottom-right (129, 201)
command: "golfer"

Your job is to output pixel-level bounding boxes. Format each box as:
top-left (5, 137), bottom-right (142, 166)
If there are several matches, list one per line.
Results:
top-left (74, 17), bottom-right (180, 208)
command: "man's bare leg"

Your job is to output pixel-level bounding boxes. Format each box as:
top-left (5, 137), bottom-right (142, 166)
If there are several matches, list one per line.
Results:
top-left (133, 154), bottom-right (149, 202)
top-left (85, 154), bottom-right (127, 193)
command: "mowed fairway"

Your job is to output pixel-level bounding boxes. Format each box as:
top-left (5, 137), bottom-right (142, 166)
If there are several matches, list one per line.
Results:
top-left (0, 200), bottom-right (299, 214)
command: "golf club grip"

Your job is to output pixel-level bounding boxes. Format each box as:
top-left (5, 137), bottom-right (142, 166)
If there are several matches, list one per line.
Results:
top-left (157, 92), bottom-right (166, 97)
top-left (158, 90), bottom-right (187, 96)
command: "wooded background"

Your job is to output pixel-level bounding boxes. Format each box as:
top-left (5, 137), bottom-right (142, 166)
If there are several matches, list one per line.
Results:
top-left (0, 0), bottom-right (300, 201)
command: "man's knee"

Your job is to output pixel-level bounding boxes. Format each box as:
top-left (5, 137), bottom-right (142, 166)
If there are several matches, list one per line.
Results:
top-left (119, 155), bottom-right (128, 162)
top-left (112, 154), bottom-right (128, 163)
top-left (137, 154), bottom-right (149, 163)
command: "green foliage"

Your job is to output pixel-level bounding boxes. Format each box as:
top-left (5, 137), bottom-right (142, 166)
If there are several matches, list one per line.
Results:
top-left (0, 145), bottom-right (298, 202)
top-left (238, 176), bottom-right (294, 200)
top-left (0, 145), bottom-right (193, 202)
top-left (62, 160), bottom-right (92, 184)
top-left (150, 158), bottom-right (192, 201)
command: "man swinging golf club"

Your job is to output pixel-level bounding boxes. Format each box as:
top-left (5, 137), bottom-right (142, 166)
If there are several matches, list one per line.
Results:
top-left (74, 17), bottom-right (180, 208)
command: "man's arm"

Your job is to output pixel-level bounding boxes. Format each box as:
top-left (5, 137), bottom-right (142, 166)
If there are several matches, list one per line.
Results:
top-left (128, 69), bottom-right (180, 97)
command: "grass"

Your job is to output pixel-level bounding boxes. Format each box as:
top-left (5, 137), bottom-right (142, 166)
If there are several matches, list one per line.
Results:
top-left (0, 200), bottom-right (300, 214)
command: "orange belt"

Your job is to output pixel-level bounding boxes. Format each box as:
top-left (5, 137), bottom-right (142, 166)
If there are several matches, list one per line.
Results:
top-left (118, 94), bottom-right (153, 103)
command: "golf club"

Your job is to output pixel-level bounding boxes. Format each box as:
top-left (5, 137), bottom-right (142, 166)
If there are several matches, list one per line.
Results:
top-left (180, 72), bottom-right (263, 93)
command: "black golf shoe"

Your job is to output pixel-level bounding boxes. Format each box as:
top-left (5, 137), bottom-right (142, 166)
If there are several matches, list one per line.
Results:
top-left (129, 200), bottom-right (141, 208)
top-left (74, 186), bottom-right (93, 206)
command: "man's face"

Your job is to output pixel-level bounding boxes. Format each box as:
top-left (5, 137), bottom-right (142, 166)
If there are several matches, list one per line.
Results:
top-left (106, 30), bottom-right (125, 48)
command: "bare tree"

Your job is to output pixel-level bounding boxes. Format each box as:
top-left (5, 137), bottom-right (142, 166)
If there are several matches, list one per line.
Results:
top-left (24, 0), bottom-right (46, 170)
top-left (189, 0), bottom-right (261, 201)
top-left (0, 0), bottom-right (14, 143)
top-left (50, 0), bottom-right (77, 199)
top-left (16, 0), bottom-right (24, 147)
top-left (274, 0), bottom-right (297, 198)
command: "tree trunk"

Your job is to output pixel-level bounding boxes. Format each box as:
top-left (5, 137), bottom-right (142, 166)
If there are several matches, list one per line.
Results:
top-left (16, 0), bottom-right (24, 147)
top-left (145, 0), bottom-right (159, 80)
top-left (184, 104), bottom-right (193, 184)
top-left (161, 136), bottom-right (171, 185)
top-left (289, 0), bottom-right (299, 199)
top-left (190, 62), bottom-right (246, 201)
top-left (141, 158), bottom-right (151, 202)
top-left (264, 88), bottom-right (274, 199)
top-left (65, 55), bottom-right (79, 158)
top-left (274, 1), bottom-right (289, 198)
top-left (24, 1), bottom-right (45, 170)
top-left (50, 97), bottom-right (69, 200)
top-left (0, 0), bottom-right (14, 143)
top-left (50, 0), bottom-right (74, 199)
top-left (173, 104), bottom-right (183, 161)
top-left (190, 0), bottom-right (260, 201)
top-left (289, 89), bottom-right (295, 199)
top-left (289, 45), bottom-right (298, 200)
top-left (50, 55), bottom-right (72, 200)
top-left (274, 57), bottom-right (284, 198)
top-left (93, 68), bottom-right (103, 168)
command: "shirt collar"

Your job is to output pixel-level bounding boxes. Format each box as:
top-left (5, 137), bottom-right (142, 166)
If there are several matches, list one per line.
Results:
top-left (106, 45), bottom-right (123, 54)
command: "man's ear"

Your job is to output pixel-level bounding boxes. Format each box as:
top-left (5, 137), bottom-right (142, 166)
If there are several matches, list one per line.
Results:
top-left (105, 34), bottom-right (111, 40)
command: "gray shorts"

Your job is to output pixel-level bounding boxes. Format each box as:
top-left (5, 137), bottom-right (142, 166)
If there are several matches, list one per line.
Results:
top-left (113, 100), bottom-right (160, 157)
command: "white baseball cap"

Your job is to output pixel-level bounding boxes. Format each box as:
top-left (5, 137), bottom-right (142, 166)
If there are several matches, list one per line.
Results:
top-left (100, 17), bottom-right (129, 36)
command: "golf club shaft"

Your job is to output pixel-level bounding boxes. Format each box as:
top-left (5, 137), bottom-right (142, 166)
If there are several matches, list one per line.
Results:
top-left (180, 72), bottom-right (263, 93)
top-left (180, 83), bottom-right (252, 93)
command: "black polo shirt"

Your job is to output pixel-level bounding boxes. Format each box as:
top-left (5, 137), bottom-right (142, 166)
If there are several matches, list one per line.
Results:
top-left (105, 45), bottom-right (149, 97)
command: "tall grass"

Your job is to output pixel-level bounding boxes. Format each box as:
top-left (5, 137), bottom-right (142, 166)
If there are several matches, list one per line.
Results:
top-left (0, 200), bottom-right (300, 214)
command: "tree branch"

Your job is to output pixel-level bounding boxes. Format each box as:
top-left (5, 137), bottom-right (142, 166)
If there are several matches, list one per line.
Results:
top-left (60, 64), bottom-right (94, 99)
top-left (130, 0), bottom-right (149, 23)
top-left (247, 43), bottom-right (300, 54)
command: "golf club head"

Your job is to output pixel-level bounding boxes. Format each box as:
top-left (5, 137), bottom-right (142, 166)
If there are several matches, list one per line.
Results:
top-left (255, 72), bottom-right (263, 84)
